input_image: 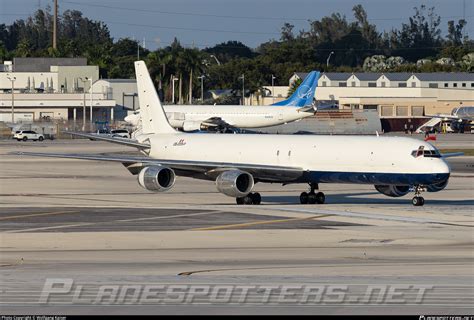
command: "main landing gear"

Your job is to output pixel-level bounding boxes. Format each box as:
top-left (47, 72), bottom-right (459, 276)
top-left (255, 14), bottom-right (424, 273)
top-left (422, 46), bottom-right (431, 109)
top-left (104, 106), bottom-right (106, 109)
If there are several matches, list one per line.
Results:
top-left (236, 192), bottom-right (261, 205)
top-left (412, 185), bottom-right (425, 206)
top-left (300, 183), bottom-right (325, 204)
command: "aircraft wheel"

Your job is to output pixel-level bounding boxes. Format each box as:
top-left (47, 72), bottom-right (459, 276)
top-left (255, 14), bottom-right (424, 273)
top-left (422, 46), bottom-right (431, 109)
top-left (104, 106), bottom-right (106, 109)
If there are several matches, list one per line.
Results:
top-left (300, 192), bottom-right (309, 204)
top-left (412, 196), bottom-right (424, 206)
top-left (250, 192), bottom-right (261, 205)
top-left (315, 192), bottom-right (325, 204)
top-left (308, 192), bottom-right (317, 204)
top-left (236, 197), bottom-right (244, 205)
top-left (243, 195), bottom-right (253, 205)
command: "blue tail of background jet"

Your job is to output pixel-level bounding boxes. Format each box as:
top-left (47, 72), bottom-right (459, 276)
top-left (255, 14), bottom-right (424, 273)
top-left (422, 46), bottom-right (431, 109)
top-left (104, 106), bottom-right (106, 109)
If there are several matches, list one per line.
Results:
top-left (272, 71), bottom-right (320, 107)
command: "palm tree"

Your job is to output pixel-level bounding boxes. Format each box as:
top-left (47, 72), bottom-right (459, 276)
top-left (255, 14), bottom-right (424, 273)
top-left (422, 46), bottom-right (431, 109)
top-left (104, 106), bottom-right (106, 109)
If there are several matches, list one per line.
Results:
top-left (175, 51), bottom-right (185, 104)
top-left (182, 49), bottom-right (203, 104)
top-left (147, 50), bottom-right (174, 100)
top-left (287, 78), bottom-right (302, 97)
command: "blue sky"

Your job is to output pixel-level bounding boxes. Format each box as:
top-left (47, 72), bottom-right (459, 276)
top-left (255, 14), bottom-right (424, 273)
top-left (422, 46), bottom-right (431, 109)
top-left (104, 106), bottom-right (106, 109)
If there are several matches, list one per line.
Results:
top-left (1, 0), bottom-right (472, 49)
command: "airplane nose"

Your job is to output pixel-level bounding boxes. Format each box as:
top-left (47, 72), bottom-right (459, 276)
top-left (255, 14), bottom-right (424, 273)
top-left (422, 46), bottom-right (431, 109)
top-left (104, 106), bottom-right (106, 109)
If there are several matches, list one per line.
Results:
top-left (437, 159), bottom-right (451, 174)
top-left (430, 159), bottom-right (450, 184)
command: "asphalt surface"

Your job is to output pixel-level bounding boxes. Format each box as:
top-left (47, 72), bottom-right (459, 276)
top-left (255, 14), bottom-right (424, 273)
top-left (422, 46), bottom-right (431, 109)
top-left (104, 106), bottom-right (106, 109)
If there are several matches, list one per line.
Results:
top-left (0, 136), bottom-right (473, 315)
top-left (0, 207), bottom-right (364, 233)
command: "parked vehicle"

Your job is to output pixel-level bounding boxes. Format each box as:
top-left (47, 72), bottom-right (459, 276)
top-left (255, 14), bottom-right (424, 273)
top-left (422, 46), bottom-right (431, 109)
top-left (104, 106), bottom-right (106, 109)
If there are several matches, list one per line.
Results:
top-left (96, 128), bottom-right (110, 134)
top-left (110, 129), bottom-right (130, 139)
top-left (13, 130), bottom-right (44, 141)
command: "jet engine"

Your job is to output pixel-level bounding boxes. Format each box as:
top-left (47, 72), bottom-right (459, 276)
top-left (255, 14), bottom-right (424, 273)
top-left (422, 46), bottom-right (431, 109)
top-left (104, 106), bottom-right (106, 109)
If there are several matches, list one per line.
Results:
top-left (374, 185), bottom-right (410, 197)
top-left (426, 179), bottom-right (449, 192)
top-left (215, 170), bottom-right (254, 197)
top-left (138, 166), bottom-right (176, 192)
top-left (183, 121), bottom-right (204, 132)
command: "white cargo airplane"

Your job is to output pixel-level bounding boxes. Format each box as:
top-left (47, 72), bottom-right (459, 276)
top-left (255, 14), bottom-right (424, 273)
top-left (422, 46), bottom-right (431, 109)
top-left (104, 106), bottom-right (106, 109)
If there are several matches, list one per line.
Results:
top-left (16, 61), bottom-right (456, 206)
top-left (124, 71), bottom-right (320, 132)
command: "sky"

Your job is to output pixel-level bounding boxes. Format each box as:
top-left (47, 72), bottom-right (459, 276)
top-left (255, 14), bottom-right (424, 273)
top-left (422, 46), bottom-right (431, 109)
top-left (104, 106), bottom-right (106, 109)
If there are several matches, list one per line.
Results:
top-left (0, 0), bottom-right (472, 50)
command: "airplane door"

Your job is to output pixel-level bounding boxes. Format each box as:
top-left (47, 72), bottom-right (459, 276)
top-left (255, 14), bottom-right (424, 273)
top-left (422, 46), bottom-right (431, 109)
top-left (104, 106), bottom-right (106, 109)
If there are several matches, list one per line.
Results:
top-left (278, 113), bottom-right (284, 121)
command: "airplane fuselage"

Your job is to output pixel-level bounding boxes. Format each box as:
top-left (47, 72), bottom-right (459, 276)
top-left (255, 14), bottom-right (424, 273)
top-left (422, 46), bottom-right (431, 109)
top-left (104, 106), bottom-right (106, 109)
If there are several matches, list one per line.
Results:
top-left (164, 105), bottom-right (312, 130)
top-left (141, 134), bottom-right (450, 186)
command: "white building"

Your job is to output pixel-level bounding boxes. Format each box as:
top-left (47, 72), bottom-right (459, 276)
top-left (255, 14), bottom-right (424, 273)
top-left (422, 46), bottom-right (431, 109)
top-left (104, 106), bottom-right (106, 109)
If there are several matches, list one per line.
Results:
top-left (287, 71), bottom-right (474, 131)
top-left (0, 58), bottom-right (114, 126)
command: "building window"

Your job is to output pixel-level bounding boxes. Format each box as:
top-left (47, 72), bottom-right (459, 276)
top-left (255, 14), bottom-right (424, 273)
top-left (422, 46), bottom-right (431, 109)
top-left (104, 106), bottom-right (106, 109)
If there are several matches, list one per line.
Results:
top-left (462, 83), bottom-right (466, 87)
top-left (396, 106), bottom-right (409, 117)
top-left (411, 82), bottom-right (416, 87)
top-left (351, 81), bottom-right (356, 87)
top-left (380, 82), bottom-right (386, 87)
top-left (471, 83), bottom-right (474, 87)
top-left (322, 81), bottom-right (327, 87)
top-left (363, 105), bottom-right (378, 110)
top-left (398, 83), bottom-right (407, 87)
top-left (453, 83), bottom-right (457, 87)
top-left (444, 83), bottom-right (449, 87)
top-left (368, 82), bottom-right (376, 87)
top-left (381, 106), bottom-right (393, 117)
top-left (338, 82), bottom-right (347, 87)
top-left (428, 83), bottom-right (438, 88)
top-left (411, 106), bottom-right (424, 117)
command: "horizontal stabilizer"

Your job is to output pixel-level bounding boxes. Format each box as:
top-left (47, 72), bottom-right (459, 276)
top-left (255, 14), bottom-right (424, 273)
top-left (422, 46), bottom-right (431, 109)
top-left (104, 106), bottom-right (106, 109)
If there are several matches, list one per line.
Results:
top-left (64, 131), bottom-right (150, 149)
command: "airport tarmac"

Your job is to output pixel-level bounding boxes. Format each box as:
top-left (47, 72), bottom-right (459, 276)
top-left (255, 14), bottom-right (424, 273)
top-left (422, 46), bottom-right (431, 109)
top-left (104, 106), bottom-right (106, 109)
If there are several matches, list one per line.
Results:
top-left (0, 136), bottom-right (473, 315)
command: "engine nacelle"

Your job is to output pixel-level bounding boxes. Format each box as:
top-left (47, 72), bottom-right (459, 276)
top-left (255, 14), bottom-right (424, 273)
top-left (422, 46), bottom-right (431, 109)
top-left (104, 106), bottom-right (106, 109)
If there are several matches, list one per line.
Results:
top-left (183, 121), bottom-right (204, 132)
top-left (215, 170), bottom-right (254, 197)
top-left (426, 179), bottom-right (449, 192)
top-left (374, 185), bottom-right (410, 197)
top-left (138, 166), bottom-right (176, 192)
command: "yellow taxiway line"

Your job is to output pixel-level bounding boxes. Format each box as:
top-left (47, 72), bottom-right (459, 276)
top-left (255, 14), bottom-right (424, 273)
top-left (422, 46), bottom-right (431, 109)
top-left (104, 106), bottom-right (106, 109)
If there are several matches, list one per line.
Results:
top-left (0, 210), bottom-right (78, 221)
top-left (189, 214), bottom-right (334, 231)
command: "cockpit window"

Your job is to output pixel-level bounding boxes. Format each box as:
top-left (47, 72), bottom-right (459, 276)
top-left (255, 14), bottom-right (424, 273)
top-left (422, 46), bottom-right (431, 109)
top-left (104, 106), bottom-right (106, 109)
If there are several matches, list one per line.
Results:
top-left (423, 149), bottom-right (442, 158)
top-left (411, 146), bottom-right (441, 158)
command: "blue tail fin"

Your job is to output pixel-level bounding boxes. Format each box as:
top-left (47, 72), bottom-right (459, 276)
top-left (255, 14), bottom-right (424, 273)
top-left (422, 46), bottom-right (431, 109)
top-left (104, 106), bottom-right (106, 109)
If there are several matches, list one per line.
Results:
top-left (272, 71), bottom-right (320, 107)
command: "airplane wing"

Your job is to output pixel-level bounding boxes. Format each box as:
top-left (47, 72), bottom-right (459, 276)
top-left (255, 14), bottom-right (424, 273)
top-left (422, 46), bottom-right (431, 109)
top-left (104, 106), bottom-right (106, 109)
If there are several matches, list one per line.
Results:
top-left (200, 117), bottom-right (234, 129)
top-left (13, 151), bottom-right (303, 182)
top-left (441, 152), bottom-right (464, 158)
top-left (426, 114), bottom-right (460, 120)
top-left (64, 131), bottom-right (150, 149)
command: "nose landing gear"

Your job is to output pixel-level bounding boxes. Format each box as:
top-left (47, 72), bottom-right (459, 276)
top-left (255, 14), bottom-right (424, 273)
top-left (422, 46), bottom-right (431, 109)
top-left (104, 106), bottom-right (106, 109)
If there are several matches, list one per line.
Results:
top-left (300, 183), bottom-right (325, 204)
top-left (412, 185), bottom-right (425, 206)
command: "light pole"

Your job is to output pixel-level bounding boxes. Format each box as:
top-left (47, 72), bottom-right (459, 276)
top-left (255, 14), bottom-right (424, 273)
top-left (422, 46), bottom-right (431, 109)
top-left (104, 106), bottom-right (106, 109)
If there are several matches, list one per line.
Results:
top-left (271, 74), bottom-right (276, 104)
top-left (79, 77), bottom-right (87, 131)
top-left (326, 51), bottom-right (335, 68)
top-left (86, 77), bottom-right (93, 128)
top-left (172, 76), bottom-right (179, 104)
top-left (197, 75), bottom-right (205, 101)
top-left (6, 76), bottom-right (16, 123)
top-left (210, 55), bottom-right (221, 66)
top-left (239, 74), bottom-right (245, 105)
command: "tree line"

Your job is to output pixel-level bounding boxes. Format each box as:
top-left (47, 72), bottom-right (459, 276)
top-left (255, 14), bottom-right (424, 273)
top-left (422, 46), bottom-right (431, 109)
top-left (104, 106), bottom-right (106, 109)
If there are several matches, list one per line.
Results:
top-left (0, 4), bottom-right (472, 103)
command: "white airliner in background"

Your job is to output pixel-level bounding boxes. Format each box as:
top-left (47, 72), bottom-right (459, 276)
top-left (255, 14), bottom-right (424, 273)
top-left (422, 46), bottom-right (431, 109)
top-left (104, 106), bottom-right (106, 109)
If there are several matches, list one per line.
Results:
top-left (17, 61), bottom-right (458, 206)
top-left (124, 71), bottom-right (320, 132)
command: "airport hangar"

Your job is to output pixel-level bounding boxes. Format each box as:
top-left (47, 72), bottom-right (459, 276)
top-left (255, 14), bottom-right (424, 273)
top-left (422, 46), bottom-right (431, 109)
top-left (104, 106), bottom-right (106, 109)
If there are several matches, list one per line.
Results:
top-left (0, 57), bottom-right (473, 132)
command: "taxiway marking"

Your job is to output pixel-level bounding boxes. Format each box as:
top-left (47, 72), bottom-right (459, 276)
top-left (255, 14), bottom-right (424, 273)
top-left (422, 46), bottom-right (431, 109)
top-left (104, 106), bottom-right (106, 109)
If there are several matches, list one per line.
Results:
top-left (3, 210), bottom-right (223, 233)
top-left (0, 211), bottom-right (77, 221)
top-left (189, 214), bottom-right (333, 231)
